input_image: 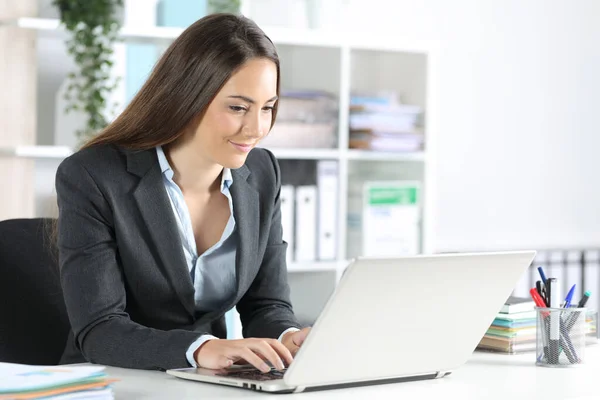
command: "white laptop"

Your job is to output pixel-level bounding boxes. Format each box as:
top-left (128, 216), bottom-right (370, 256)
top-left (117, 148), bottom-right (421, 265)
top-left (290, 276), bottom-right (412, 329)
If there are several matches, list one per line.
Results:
top-left (167, 251), bottom-right (536, 393)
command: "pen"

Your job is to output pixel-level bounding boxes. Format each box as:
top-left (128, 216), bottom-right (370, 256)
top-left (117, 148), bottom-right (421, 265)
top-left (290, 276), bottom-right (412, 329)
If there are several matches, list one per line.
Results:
top-left (559, 287), bottom-right (583, 364)
top-left (564, 284), bottom-right (576, 308)
top-left (537, 266), bottom-right (548, 284)
top-left (547, 278), bottom-right (560, 364)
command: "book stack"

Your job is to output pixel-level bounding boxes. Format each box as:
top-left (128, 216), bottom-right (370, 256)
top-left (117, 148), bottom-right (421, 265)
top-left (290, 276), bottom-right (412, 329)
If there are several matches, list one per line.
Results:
top-left (476, 296), bottom-right (537, 354)
top-left (0, 363), bottom-right (116, 399)
top-left (348, 93), bottom-right (424, 152)
top-left (261, 89), bottom-right (338, 149)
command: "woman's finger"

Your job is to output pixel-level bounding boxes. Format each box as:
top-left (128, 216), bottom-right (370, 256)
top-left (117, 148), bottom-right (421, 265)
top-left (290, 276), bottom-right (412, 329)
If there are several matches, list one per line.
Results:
top-left (248, 339), bottom-right (285, 370)
top-left (234, 347), bottom-right (271, 373)
top-left (215, 355), bottom-right (234, 369)
top-left (265, 338), bottom-right (294, 366)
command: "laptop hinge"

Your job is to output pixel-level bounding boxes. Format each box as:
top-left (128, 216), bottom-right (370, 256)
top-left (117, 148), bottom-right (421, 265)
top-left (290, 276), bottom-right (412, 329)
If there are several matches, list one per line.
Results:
top-left (435, 371), bottom-right (445, 379)
top-left (293, 386), bottom-right (306, 393)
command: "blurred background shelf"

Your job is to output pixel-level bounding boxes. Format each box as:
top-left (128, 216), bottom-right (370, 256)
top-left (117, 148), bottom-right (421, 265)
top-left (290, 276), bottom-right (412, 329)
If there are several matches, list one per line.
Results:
top-left (0, 145), bottom-right (426, 162)
top-left (267, 148), bottom-right (341, 160)
top-left (287, 261), bottom-right (345, 273)
top-left (4, 17), bottom-right (432, 51)
top-left (346, 149), bottom-right (425, 162)
top-left (0, 145), bottom-right (72, 159)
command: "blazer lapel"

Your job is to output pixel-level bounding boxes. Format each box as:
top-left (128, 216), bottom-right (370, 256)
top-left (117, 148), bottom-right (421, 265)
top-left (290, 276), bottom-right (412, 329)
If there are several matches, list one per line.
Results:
top-left (230, 165), bottom-right (260, 302)
top-left (126, 149), bottom-right (196, 318)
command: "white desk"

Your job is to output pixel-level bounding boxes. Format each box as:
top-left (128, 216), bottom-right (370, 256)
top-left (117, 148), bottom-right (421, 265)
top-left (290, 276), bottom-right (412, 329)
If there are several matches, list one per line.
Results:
top-left (104, 347), bottom-right (599, 399)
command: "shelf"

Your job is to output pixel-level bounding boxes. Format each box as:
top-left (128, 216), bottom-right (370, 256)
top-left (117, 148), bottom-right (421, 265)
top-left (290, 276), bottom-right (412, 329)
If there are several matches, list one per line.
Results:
top-left (0, 146), bottom-right (72, 159)
top-left (5, 17), bottom-right (344, 48)
top-left (287, 261), bottom-right (343, 273)
top-left (3, 18), bottom-right (433, 52)
top-left (346, 149), bottom-right (425, 162)
top-left (267, 147), bottom-right (340, 160)
top-left (0, 145), bottom-right (425, 162)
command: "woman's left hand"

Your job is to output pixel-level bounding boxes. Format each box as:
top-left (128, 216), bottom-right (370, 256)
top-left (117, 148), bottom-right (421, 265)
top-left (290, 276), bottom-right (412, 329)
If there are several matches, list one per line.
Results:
top-left (281, 327), bottom-right (311, 358)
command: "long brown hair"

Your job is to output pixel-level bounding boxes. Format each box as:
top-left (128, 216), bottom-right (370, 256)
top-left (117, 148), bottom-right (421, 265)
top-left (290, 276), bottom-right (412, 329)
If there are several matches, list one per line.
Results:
top-left (49, 14), bottom-right (280, 260)
top-left (82, 13), bottom-right (280, 150)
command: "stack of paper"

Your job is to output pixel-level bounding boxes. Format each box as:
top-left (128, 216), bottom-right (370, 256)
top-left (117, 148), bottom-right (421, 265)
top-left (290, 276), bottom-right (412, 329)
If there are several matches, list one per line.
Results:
top-left (0, 363), bottom-right (116, 399)
top-left (261, 89), bottom-right (338, 149)
top-left (476, 296), bottom-right (537, 354)
top-left (348, 93), bottom-right (424, 152)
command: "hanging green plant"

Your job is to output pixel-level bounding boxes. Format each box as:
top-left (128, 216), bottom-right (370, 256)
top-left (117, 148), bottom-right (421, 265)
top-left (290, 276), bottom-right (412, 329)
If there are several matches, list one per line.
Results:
top-left (208, 0), bottom-right (241, 14)
top-left (53, 0), bottom-right (124, 143)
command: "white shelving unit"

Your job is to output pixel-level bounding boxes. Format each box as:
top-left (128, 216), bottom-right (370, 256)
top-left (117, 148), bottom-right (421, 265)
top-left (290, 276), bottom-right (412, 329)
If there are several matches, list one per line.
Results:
top-left (2, 15), bottom-right (438, 323)
top-left (0, 145), bottom-right (72, 159)
top-left (5, 17), bottom-right (431, 51)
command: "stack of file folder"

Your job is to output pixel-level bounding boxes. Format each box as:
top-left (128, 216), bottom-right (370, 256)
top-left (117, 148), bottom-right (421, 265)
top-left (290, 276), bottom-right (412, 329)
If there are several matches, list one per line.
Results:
top-left (476, 297), bottom-right (537, 354)
top-left (0, 362), bottom-right (116, 399)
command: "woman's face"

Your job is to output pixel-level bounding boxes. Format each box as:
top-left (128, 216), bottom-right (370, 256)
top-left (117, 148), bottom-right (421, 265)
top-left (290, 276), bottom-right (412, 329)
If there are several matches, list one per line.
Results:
top-left (191, 57), bottom-right (278, 169)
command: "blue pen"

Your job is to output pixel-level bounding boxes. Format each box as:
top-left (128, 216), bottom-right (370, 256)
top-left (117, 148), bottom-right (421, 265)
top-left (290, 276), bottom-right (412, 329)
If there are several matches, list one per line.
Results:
top-left (537, 266), bottom-right (548, 284)
top-left (564, 284), bottom-right (576, 308)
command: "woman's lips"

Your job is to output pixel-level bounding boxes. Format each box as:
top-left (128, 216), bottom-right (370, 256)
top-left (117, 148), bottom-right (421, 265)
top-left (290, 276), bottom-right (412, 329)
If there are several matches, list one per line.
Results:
top-left (229, 141), bottom-right (253, 153)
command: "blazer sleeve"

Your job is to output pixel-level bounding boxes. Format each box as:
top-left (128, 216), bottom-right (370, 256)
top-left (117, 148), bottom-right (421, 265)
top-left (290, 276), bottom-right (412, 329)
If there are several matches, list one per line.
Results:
top-left (56, 156), bottom-right (203, 370)
top-left (235, 150), bottom-right (302, 339)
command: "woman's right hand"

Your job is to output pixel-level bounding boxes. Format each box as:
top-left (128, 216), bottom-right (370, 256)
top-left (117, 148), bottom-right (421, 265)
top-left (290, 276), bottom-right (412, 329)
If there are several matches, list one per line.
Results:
top-left (195, 338), bottom-right (294, 372)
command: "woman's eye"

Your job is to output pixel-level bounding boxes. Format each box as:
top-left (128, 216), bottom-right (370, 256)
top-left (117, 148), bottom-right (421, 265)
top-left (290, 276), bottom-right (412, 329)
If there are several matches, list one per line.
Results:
top-left (262, 106), bottom-right (274, 112)
top-left (229, 105), bottom-right (247, 112)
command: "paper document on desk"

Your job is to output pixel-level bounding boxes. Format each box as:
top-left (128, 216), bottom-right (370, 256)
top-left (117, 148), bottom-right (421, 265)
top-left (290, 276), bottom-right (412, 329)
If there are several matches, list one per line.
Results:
top-left (0, 362), bottom-right (115, 399)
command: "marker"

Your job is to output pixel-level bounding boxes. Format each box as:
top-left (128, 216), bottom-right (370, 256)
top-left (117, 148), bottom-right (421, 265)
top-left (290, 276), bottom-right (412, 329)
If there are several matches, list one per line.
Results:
top-left (564, 284), bottom-right (576, 308)
top-left (536, 280), bottom-right (543, 299)
top-left (546, 277), bottom-right (553, 306)
top-left (577, 291), bottom-right (591, 308)
top-left (547, 278), bottom-right (560, 364)
top-left (530, 287), bottom-right (547, 308)
top-left (530, 288), bottom-right (549, 362)
top-left (537, 267), bottom-right (549, 304)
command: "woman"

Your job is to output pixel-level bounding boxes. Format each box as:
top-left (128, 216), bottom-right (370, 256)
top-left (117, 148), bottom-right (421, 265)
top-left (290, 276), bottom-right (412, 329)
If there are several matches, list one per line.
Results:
top-left (55, 13), bottom-right (310, 372)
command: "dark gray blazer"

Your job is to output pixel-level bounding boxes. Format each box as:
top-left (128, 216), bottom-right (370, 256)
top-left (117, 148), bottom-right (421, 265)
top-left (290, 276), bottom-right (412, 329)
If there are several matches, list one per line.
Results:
top-left (55, 144), bottom-right (301, 371)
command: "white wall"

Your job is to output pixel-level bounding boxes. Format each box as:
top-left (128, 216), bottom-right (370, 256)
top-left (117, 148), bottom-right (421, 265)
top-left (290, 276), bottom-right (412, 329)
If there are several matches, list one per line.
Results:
top-left (344, 0), bottom-right (600, 251)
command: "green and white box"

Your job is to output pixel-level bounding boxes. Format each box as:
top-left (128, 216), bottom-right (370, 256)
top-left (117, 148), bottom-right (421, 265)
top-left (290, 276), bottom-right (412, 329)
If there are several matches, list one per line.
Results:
top-left (362, 181), bottom-right (421, 256)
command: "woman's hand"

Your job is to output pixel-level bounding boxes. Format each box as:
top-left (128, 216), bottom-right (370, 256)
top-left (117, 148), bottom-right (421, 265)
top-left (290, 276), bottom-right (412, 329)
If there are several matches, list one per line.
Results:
top-left (281, 327), bottom-right (311, 357)
top-left (195, 338), bottom-right (294, 372)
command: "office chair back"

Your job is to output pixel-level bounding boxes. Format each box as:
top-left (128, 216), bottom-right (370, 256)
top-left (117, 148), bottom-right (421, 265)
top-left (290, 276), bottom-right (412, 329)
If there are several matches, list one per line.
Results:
top-left (0, 218), bottom-right (70, 365)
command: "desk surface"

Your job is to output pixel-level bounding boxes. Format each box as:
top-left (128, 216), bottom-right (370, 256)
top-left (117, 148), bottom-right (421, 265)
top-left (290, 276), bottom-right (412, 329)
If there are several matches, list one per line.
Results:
top-left (104, 347), bottom-right (600, 399)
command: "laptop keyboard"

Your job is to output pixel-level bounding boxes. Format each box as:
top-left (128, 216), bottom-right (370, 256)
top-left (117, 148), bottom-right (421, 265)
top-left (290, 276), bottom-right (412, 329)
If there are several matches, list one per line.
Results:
top-left (220, 368), bottom-right (286, 381)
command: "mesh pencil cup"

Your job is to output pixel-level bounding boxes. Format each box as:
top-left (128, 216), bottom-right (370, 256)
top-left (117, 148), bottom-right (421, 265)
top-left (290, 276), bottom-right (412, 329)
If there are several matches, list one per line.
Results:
top-left (536, 307), bottom-right (587, 367)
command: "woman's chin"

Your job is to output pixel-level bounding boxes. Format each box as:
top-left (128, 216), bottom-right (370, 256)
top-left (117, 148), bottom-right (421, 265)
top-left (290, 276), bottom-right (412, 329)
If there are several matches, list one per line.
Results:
top-left (220, 154), bottom-right (249, 170)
